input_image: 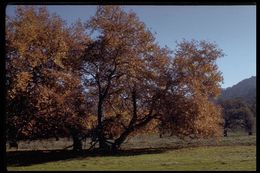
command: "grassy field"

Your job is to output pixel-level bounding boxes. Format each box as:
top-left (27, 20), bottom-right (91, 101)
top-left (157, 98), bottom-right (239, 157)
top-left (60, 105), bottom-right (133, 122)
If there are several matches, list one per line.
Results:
top-left (6, 132), bottom-right (256, 171)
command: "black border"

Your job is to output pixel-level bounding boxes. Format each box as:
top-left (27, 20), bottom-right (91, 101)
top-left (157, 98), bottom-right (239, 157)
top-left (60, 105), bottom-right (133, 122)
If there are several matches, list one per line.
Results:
top-left (1, 0), bottom-right (258, 5)
top-left (1, 0), bottom-right (258, 172)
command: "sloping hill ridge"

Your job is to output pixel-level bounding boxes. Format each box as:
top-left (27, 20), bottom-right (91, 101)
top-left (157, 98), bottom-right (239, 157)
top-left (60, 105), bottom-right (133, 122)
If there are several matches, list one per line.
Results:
top-left (219, 76), bottom-right (256, 102)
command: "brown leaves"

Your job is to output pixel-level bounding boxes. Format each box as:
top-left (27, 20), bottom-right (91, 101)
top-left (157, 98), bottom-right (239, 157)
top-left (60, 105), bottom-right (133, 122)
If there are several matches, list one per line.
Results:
top-left (6, 6), bottom-right (89, 140)
top-left (6, 6), bottom-right (225, 145)
top-left (173, 40), bottom-right (224, 98)
top-left (155, 40), bottom-right (224, 139)
top-left (14, 71), bottom-right (32, 92)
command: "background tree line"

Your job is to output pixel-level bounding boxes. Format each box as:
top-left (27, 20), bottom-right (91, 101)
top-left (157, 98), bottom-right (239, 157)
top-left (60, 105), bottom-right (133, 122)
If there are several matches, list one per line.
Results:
top-left (217, 98), bottom-right (255, 136)
top-left (217, 76), bottom-right (256, 136)
top-left (6, 6), bottom-right (226, 152)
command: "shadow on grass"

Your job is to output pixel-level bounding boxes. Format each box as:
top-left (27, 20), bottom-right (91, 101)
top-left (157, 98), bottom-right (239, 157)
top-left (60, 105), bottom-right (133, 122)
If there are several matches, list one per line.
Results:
top-left (7, 146), bottom-right (182, 167)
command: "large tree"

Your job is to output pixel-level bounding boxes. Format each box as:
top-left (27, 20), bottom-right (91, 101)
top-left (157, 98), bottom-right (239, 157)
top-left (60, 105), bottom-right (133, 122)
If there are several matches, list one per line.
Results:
top-left (6, 6), bottom-right (89, 151)
top-left (79, 6), bottom-right (166, 151)
top-left (6, 5), bottom-right (225, 153)
top-left (80, 6), bottom-right (224, 152)
top-left (160, 40), bottom-right (224, 139)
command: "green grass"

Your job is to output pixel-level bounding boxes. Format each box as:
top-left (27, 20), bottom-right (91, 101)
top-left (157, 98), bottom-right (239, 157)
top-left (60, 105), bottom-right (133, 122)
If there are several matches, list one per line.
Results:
top-left (7, 133), bottom-right (256, 171)
top-left (8, 145), bottom-right (256, 171)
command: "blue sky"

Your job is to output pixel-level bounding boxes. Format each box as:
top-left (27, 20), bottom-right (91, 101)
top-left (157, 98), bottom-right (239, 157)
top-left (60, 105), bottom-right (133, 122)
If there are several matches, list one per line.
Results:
top-left (6, 5), bottom-right (256, 88)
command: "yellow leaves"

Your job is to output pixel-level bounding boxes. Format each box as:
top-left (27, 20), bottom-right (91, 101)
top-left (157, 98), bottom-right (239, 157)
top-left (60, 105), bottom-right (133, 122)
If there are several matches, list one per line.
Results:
top-left (136, 118), bottom-right (159, 134)
top-left (162, 88), bottom-right (223, 139)
top-left (7, 5), bottom-right (73, 72)
top-left (54, 53), bottom-right (65, 69)
top-left (16, 44), bottom-right (27, 56)
top-left (191, 97), bottom-right (223, 138)
top-left (52, 39), bottom-right (68, 69)
top-left (6, 6), bottom-right (89, 141)
top-left (15, 71), bottom-right (32, 92)
top-left (173, 40), bottom-right (223, 99)
top-left (82, 115), bottom-right (97, 129)
top-left (6, 6), bottom-right (225, 143)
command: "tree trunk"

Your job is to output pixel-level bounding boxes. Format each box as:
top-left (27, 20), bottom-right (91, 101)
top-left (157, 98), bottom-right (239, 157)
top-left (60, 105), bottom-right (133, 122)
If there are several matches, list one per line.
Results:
top-left (111, 89), bottom-right (157, 152)
top-left (97, 96), bottom-right (103, 127)
top-left (68, 127), bottom-right (83, 152)
top-left (111, 90), bottom-right (137, 151)
top-left (113, 128), bottom-right (132, 151)
top-left (97, 98), bottom-right (113, 153)
top-left (72, 135), bottom-right (82, 152)
top-left (9, 141), bottom-right (18, 150)
top-left (96, 67), bottom-right (115, 152)
top-left (97, 95), bottom-right (107, 150)
top-left (223, 129), bottom-right (227, 137)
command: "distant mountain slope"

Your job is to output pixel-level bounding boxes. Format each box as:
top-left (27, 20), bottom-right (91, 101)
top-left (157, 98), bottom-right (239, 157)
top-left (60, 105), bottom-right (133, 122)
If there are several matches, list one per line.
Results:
top-left (219, 76), bottom-right (256, 102)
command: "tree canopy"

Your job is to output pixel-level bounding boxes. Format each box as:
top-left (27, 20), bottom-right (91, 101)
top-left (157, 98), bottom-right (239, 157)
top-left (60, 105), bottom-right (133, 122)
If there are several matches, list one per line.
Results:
top-left (6, 5), bottom-right (225, 152)
top-left (6, 6), bottom-right (90, 150)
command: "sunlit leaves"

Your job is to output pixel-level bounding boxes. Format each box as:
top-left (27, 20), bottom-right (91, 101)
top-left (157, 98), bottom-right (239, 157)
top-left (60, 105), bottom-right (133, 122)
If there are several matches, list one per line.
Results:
top-left (6, 6), bottom-right (89, 141)
top-left (6, 6), bottom-right (225, 149)
top-left (159, 40), bottom-right (224, 139)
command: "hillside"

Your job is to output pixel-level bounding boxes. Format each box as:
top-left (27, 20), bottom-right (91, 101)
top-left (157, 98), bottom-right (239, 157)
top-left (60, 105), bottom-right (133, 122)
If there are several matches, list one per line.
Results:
top-left (219, 76), bottom-right (256, 103)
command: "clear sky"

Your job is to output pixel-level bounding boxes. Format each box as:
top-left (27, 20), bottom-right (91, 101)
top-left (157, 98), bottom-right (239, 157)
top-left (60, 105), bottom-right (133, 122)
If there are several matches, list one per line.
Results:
top-left (6, 5), bottom-right (256, 88)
